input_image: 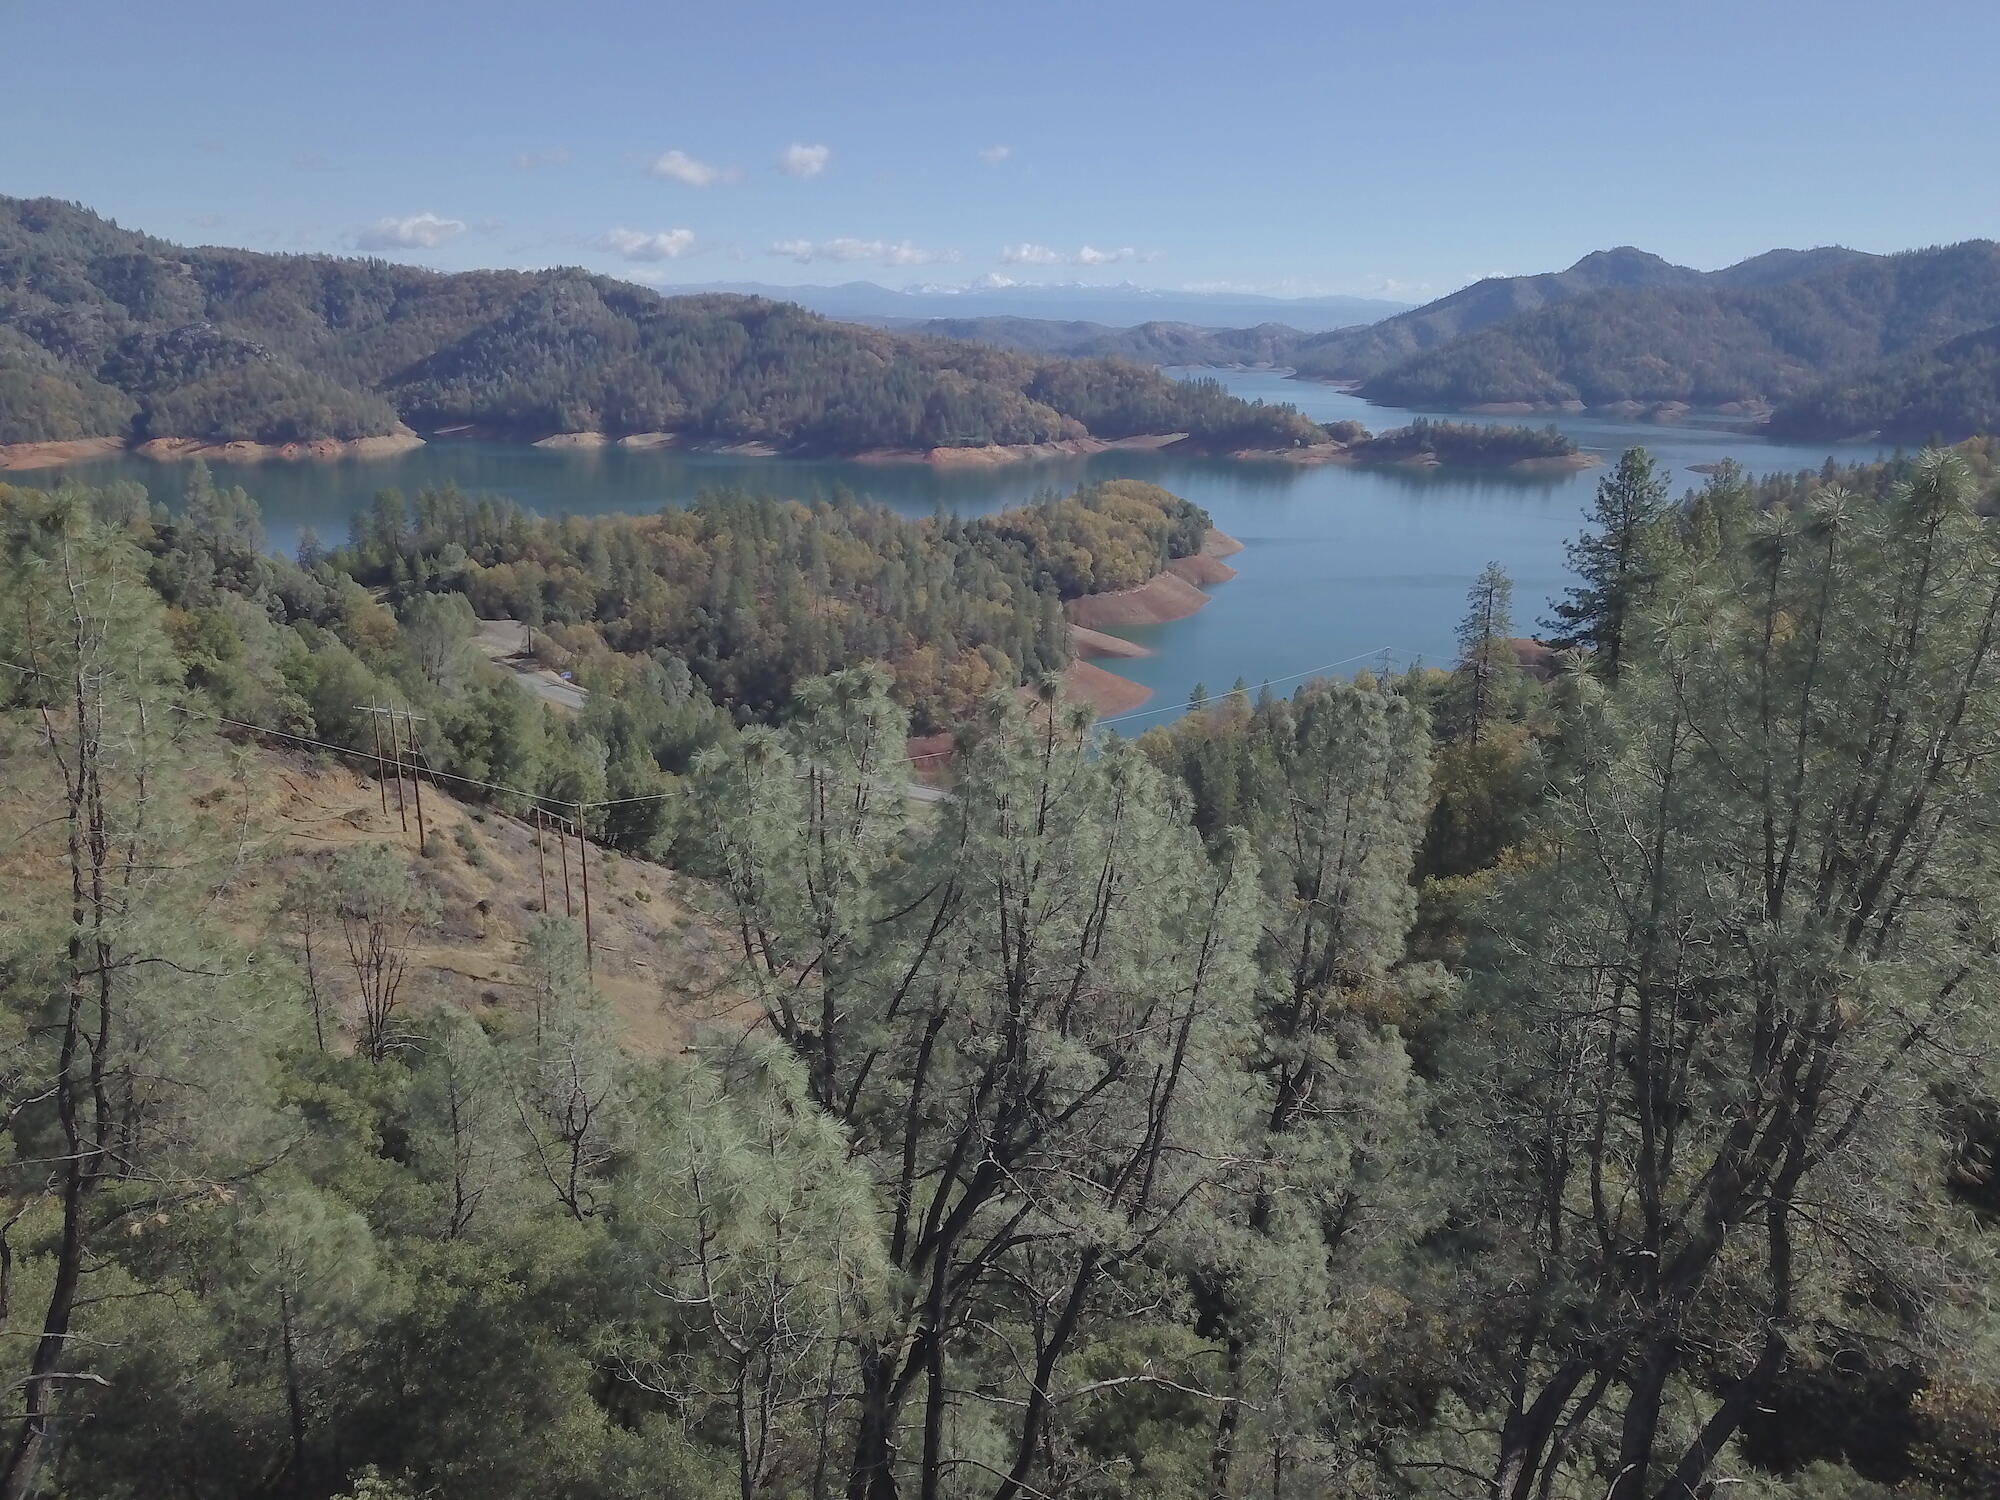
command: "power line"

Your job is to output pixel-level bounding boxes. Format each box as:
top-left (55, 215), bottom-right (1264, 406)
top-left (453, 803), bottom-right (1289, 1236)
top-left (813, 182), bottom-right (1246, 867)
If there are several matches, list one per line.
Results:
top-left (4, 641), bottom-right (1443, 815)
top-left (0, 660), bottom-right (565, 807)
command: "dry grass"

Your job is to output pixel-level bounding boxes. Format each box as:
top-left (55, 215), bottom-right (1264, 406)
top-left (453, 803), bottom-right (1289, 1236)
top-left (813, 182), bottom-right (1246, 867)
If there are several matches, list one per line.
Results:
top-left (1, 724), bottom-right (746, 1057)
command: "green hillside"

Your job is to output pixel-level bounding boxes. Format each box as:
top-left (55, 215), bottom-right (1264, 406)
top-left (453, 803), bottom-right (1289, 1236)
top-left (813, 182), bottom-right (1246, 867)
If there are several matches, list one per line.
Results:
top-left (1769, 322), bottom-right (2000, 440)
top-left (1353, 241), bottom-right (2000, 414)
top-left (0, 197), bottom-right (1323, 452)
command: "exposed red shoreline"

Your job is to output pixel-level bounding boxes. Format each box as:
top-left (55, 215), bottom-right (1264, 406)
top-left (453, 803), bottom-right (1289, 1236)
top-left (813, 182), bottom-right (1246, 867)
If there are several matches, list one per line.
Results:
top-left (904, 528), bottom-right (1243, 772)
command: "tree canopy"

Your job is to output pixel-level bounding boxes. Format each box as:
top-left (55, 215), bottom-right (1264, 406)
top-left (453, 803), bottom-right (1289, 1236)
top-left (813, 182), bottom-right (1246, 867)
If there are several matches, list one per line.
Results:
top-left (4, 447), bottom-right (2000, 1500)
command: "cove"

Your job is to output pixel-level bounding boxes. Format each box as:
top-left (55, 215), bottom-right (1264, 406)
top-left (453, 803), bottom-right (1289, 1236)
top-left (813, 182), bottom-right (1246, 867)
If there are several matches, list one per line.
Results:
top-left (21, 370), bottom-right (1890, 729)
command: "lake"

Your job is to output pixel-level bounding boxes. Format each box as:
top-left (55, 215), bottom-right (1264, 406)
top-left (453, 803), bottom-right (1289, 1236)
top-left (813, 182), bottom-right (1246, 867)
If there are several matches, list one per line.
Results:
top-left (24, 370), bottom-right (1887, 730)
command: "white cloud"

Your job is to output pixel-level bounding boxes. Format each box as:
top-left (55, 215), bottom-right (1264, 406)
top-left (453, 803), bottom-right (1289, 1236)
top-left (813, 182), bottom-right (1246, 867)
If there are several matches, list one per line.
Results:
top-left (771, 237), bottom-right (959, 267)
top-left (649, 149), bottom-right (735, 187)
top-left (355, 213), bottom-right (466, 251)
top-left (999, 242), bottom-right (1062, 266)
top-left (777, 142), bottom-right (832, 178)
top-left (977, 144), bottom-right (1012, 165)
top-left (515, 147), bottom-right (571, 170)
top-left (599, 227), bottom-right (700, 261)
top-left (1000, 242), bottom-right (1160, 267)
top-left (1076, 245), bottom-right (1156, 265)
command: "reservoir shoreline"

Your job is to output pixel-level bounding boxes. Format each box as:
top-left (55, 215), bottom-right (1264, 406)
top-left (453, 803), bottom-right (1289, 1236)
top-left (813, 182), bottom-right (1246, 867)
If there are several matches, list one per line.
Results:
top-left (7, 368), bottom-right (1889, 734)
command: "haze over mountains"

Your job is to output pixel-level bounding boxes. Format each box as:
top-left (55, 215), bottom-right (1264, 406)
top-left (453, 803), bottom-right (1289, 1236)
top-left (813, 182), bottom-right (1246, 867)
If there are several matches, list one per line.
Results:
top-left (652, 278), bottom-right (1410, 332)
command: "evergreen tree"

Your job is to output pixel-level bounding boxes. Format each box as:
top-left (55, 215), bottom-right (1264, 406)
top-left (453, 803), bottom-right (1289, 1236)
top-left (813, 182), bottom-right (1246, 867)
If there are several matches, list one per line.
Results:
top-left (1461, 452), bottom-right (2000, 1500)
top-left (696, 678), bottom-right (1263, 1500)
top-left (1543, 446), bottom-right (1669, 678)
top-left (0, 491), bottom-right (293, 1498)
top-left (1447, 561), bottom-right (1517, 744)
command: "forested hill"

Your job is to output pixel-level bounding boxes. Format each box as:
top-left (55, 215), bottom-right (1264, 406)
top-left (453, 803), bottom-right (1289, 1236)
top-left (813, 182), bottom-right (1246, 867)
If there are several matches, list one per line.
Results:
top-left (1768, 322), bottom-right (2000, 440)
top-left (868, 249), bottom-right (1882, 378)
top-left (881, 249), bottom-right (1798, 375)
top-left (1288, 245), bottom-right (1883, 384)
top-left (1351, 241), bottom-right (2000, 417)
top-left (0, 196), bottom-right (1323, 452)
top-left (1286, 247), bottom-right (1714, 381)
top-left (876, 315), bottom-right (1307, 367)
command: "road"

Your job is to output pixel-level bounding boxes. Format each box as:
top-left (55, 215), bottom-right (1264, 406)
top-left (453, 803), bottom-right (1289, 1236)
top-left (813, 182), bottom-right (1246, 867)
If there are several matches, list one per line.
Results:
top-left (473, 619), bottom-right (588, 711)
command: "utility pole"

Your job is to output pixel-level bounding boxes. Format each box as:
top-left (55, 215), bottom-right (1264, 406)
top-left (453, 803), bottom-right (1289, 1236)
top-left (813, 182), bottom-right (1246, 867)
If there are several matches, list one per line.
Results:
top-left (402, 709), bottom-right (430, 857)
top-left (367, 707), bottom-right (388, 814)
top-left (576, 803), bottom-right (594, 974)
top-left (535, 807), bottom-right (549, 912)
top-left (558, 813), bottom-right (574, 917)
top-left (355, 706), bottom-right (408, 833)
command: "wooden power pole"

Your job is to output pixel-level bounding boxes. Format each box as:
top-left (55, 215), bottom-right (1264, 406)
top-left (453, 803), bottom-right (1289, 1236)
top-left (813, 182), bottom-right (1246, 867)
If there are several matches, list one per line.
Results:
top-left (402, 710), bottom-right (430, 857)
top-left (367, 708), bottom-right (389, 814)
top-left (356, 705), bottom-right (408, 833)
top-left (535, 808), bottom-right (549, 912)
top-left (576, 803), bottom-right (594, 974)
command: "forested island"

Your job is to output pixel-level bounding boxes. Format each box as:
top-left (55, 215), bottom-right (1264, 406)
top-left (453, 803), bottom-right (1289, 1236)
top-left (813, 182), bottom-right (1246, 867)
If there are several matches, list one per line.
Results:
top-left (3, 442), bottom-right (1999, 1500)
top-left (1340, 416), bottom-right (1586, 468)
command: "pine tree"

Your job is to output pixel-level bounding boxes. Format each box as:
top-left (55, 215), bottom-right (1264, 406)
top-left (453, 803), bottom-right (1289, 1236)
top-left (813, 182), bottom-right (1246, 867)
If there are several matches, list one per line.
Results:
top-left (1470, 452), bottom-right (2000, 1500)
top-left (1543, 445), bottom-right (1668, 678)
top-left (0, 490), bottom-right (292, 1498)
top-left (1448, 561), bottom-right (1517, 744)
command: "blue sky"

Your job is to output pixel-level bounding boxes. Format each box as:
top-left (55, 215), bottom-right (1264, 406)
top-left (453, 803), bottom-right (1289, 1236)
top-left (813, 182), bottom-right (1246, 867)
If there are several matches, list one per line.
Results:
top-left (5, 0), bottom-right (1997, 301)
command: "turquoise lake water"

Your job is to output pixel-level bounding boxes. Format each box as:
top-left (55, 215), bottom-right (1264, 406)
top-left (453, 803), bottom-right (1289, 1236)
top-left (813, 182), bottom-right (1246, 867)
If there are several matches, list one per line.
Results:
top-left (26, 370), bottom-right (1887, 728)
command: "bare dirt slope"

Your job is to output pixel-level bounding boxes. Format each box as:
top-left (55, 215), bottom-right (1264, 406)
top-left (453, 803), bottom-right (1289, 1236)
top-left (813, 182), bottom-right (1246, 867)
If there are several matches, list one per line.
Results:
top-left (239, 747), bottom-right (741, 1054)
top-left (3, 730), bottom-right (742, 1057)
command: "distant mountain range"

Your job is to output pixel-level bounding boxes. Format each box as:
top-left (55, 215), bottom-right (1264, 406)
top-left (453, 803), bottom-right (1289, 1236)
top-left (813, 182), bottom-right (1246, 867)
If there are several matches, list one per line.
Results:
top-left (875, 245), bottom-right (2000, 442)
top-left (1284, 246), bottom-right (1882, 382)
top-left (1348, 244), bottom-right (2000, 435)
top-left (652, 279), bottom-right (1408, 333)
top-left (870, 316), bottom-right (1308, 368)
top-left (0, 197), bottom-right (1325, 456)
top-left (864, 248), bottom-right (1894, 380)
top-left (9, 192), bottom-right (2000, 454)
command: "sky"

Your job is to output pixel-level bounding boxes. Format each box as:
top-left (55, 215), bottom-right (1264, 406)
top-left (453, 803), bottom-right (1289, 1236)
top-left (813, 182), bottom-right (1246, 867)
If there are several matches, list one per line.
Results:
top-left (5, 0), bottom-right (1999, 303)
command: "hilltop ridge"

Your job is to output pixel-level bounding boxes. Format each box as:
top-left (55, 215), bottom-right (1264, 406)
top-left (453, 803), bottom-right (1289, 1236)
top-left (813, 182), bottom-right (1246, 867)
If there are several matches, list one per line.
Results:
top-left (0, 196), bottom-right (1324, 457)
